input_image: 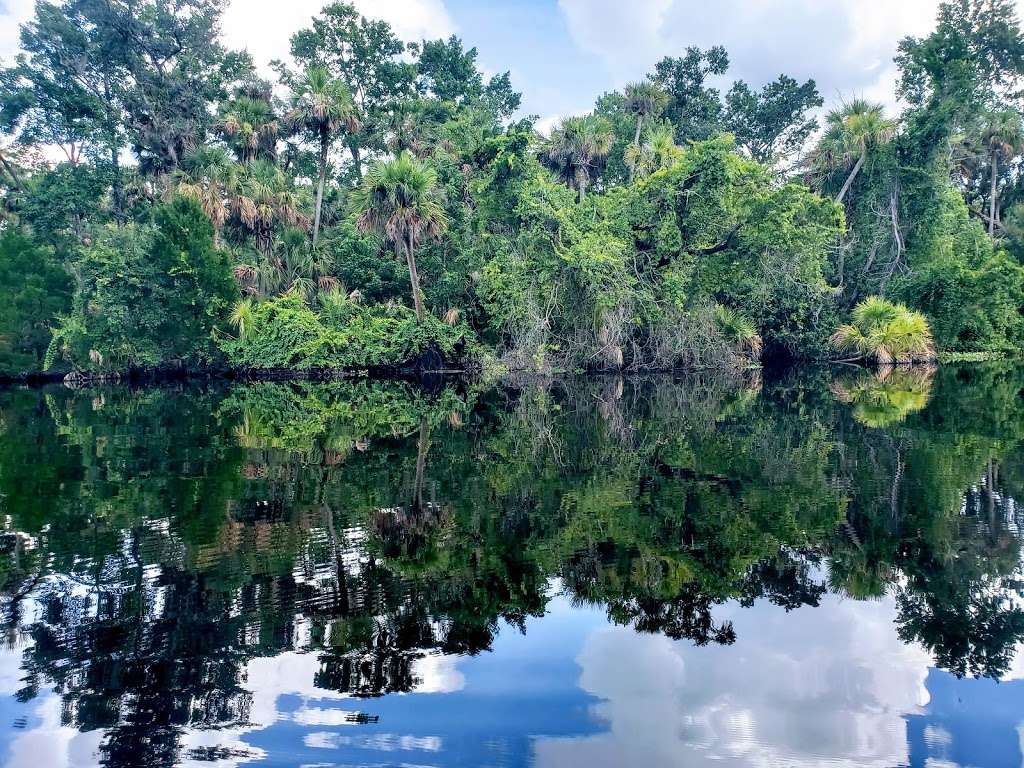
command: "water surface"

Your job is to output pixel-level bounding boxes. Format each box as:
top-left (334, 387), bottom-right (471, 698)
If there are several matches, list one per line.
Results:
top-left (0, 366), bottom-right (1022, 767)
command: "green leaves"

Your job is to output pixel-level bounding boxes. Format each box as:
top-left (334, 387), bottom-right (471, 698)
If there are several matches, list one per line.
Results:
top-left (47, 197), bottom-right (235, 372)
top-left (831, 297), bottom-right (936, 364)
top-left (0, 228), bottom-right (72, 373)
top-left (218, 291), bottom-right (475, 370)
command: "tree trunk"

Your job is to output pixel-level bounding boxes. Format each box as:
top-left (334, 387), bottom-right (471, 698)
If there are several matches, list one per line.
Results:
top-left (110, 143), bottom-right (124, 222)
top-left (835, 152), bottom-right (866, 205)
top-left (403, 235), bottom-right (425, 323)
top-left (990, 152), bottom-right (999, 238)
top-left (413, 417), bottom-right (430, 512)
top-left (629, 116), bottom-right (643, 183)
top-left (349, 143), bottom-right (363, 181)
top-left (313, 135), bottom-right (329, 247)
top-left (578, 174), bottom-right (588, 202)
top-left (0, 149), bottom-right (22, 191)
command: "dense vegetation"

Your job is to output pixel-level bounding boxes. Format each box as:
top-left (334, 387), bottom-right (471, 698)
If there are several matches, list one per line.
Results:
top-left (3, 0), bottom-right (1024, 375)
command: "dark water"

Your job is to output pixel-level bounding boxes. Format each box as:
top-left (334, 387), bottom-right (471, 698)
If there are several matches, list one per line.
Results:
top-left (0, 366), bottom-right (1022, 768)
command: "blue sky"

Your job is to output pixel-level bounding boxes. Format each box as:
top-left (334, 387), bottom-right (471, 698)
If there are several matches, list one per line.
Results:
top-left (1, 0), bottom-right (1021, 126)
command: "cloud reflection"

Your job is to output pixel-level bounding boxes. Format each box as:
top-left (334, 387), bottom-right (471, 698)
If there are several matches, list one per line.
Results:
top-left (535, 595), bottom-right (932, 768)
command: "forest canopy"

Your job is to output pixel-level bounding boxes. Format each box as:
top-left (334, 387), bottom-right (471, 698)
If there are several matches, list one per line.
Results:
top-left (2, 0), bottom-right (1024, 375)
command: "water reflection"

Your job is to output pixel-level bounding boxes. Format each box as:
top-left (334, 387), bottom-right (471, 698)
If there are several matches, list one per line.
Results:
top-left (0, 367), bottom-right (1020, 766)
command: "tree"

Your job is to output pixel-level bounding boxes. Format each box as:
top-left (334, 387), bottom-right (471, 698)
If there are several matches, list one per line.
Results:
top-left (15, 161), bottom-right (111, 248)
top-left (652, 47), bottom-right (730, 143)
top-left (232, 158), bottom-right (308, 260)
top-left (540, 115), bottom-right (614, 200)
top-left (47, 197), bottom-right (236, 371)
top-left (624, 123), bottom-right (682, 179)
top-left (287, 66), bottom-right (361, 246)
top-left (174, 145), bottom-right (238, 247)
top-left (414, 36), bottom-right (521, 119)
top-left (0, 1), bottom-right (128, 217)
top-left (724, 75), bottom-right (823, 164)
top-left (287, 2), bottom-right (416, 180)
top-left (385, 99), bottom-right (437, 157)
top-left (218, 87), bottom-right (279, 165)
top-left (352, 152), bottom-right (449, 322)
top-left (979, 108), bottom-right (1023, 235)
top-left (0, 227), bottom-right (72, 373)
top-left (623, 81), bottom-right (668, 181)
top-left (813, 99), bottom-right (897, 204)
top-left (88, 0), bottom-right (250, 175)
top-left (897, 0), bottom-right (1024, 112)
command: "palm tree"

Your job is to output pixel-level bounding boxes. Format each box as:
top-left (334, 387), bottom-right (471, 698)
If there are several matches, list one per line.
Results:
top-left (540, 115), bottom-right (614, 201)
top-left (830, 296), bottom-right (935, 365)
top-left (229, 298), bottom-right (256, 340)
top-left (351, 151), bottom-right (449, 322)
top-left (386, 101), bottom-right (436, 158)
top-left (174, 146), bottom-right (237, 247)
top-left (813, 99), bottom-right (897, 205)
top-left (624, 123), bottom-right (683, 179)
top-left (286, 66), bottom-right (361, 247)
top-left (623, 82), bottom-right (668, 181)
top-left (232, 158), bottom-right (308, 260)
top-left (980, 109), bottom-right (1024, 236)
top-left (218, 94), bottom-right (280, 165)
top-left (713, 303), bottom-right (763, 360)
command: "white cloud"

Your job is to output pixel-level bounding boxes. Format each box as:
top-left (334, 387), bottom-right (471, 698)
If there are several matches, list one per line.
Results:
top-left (3, 693), bottom-right (104, 768)
top-left (533, 594), bottom-right (932, 768)
top-left (220, 0), bottom-right (456, 73)
top-left (0, 0), bottom-right (33, 63)
top-left (556, 0), bottom-right (1023, 112)
top-left (410, 651), bottom-right (466, 694)
top-left (0, 0), bottom-right (455, 71)
top-left (173, 648), bottom-right (463, 767)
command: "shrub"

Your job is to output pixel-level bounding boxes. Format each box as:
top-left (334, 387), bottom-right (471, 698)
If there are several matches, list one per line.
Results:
top-left (218, 291), bottom-right (476, 370)
top-left (830, 296), bottom-right (935, 364)
top-left (0, 228), bottom-right (72, 373)
top-left (47, 197), bottom-right (236, 372)
top-left (895, 252), bottom-right (1024, 353)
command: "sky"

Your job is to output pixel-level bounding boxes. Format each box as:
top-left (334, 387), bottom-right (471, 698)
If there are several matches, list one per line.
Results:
top-left (1, 0), bottom-right (1023, 127)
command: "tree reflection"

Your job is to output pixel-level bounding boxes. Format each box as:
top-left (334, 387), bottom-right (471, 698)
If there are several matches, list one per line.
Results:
top-left (0, 367), bottom-right (1021, 764)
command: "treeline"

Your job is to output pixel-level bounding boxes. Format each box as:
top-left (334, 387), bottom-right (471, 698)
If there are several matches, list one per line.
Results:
top-left (1, 0), bottom-right (1024, 375)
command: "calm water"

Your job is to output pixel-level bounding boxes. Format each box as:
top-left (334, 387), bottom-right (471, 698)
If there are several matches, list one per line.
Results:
top-left (0, 366), bottom-right (1022, 768)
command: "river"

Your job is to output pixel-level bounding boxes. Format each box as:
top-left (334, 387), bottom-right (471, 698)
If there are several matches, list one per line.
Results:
top-left (0, 365), bottom-right (1021, 767)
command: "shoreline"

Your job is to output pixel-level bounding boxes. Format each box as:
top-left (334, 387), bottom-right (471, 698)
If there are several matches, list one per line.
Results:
top-left (0, 355), bottom-right (1012, 390)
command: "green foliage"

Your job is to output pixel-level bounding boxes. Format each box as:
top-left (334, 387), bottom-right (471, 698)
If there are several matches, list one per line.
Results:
top-left (0, 227), bottom-right (72, 372)
top-left (724, 75), bottom-right (823, 164)
top-left (652, 47), bottom-right (730, 142)
top-left (415, 36), bottom-right (521, 118)
top-left (897, 249), bottom-right (1024, 351)
top-left (48, 197), bottom-right (236, 371)
top-left (480, 135), bottom-right (843, 370)
top-left (831, 297), bottom-right (936, 364)
top-left (218, 291), bottom-right (475, 370)
top-left (5, 0), bottom-right (1024, 376)
top-left (351, 151), bottom-right (449, 321)
top-left (540, 114), bottom-right (615, 200)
